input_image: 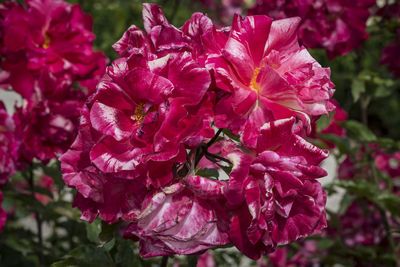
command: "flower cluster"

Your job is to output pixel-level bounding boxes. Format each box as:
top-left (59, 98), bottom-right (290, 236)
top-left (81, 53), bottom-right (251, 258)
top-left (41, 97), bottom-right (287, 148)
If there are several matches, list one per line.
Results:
top-left (0, 0), bottom-right (107, 164)
top-left (0, 0), bottom-right (107, 231)
top-left (61, 4), bottom-right (334, 259)
top-left (248, 0), bottom-right (376, 59)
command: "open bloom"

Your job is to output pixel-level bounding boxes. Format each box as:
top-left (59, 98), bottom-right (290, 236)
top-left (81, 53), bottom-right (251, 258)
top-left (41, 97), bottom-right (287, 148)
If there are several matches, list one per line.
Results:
top-left (0, 0), bottom-right (107, 100)
top-left (60, 107), bottom-right (149, 223)
top-left (60, 4), bottom-right (333, 259)
top-left (205, 14), bottom-right (334, 148)
top-left (248, 0), bottom-right (375, 58)
top-left (14, 93), bottom-right (84, 163)
top-left (224, 117), bottom-right (328, 259)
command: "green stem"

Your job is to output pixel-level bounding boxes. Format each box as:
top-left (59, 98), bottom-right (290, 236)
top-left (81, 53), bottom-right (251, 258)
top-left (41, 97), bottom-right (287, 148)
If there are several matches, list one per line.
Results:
top-left (160, 255), bottom-right (169, 267)
top-left (26, 165), bottom-right (44, 265)
top-left (187, 255), bottom-right (198, 267)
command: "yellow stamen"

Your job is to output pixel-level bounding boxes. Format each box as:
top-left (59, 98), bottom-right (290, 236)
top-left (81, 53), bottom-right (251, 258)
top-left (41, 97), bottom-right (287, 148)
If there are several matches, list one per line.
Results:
top-left (42, 34), bottom-right (51, 49)
top-left (132, 103), bottom-right (145, 125)
top-left (250, 67), bottom-right (261, 93)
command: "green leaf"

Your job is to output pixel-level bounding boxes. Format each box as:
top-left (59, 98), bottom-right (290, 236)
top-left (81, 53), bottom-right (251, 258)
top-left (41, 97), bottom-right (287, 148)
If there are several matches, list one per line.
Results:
top-left (317, 239), bottom-right (335, 250)
top-left (222, 129), bottom-right (240, 142)
top-left (86, 219), bottom-right (101, 243)
top-left (318, 133), bottom-right (351, 155)
top-left (316, 113), bottom-right (332, 132)
top-left (338, 194), bottom-right (356, 215)
top-left (375, 193), bottom-right (400, 216)
top-left (99, 221), bottom-right (120, 244)
top-left (351, 78), bottom-right (365, 102)
top-left (195, 168), bottom-right (219, 179)
top-left (341, 120), bottom-right (376, 142)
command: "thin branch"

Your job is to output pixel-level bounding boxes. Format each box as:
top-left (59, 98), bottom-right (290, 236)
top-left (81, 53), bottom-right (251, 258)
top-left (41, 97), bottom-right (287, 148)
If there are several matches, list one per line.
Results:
top-left (206, 128), bottom-right (223, 148)
top-left (160, 255), bottom-right (169, 267)
top-left (27, 165), bottom-right (44, 265)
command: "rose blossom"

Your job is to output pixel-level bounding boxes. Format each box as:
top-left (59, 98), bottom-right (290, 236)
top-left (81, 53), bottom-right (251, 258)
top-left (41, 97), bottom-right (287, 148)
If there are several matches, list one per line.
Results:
top-left (248, 0), bottom-right (376, 58)
top-left (0, 0), bottom-right (107, 100)
top-left (60, 4), bottom-right (334, 259)
top-left (224, 117), bottom-right (328, 259)
top-left (204, 13), bottom-right (335, 148)
top-left (13, 92), bottom-right (84, 163)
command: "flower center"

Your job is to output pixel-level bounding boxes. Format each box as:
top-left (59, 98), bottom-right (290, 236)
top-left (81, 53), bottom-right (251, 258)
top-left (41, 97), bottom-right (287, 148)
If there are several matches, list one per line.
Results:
top-left (42, 34), bottom-right (51, 49)
top-left (250, 67), bottom-right (261, 93)
top-left (132, 103), bottom-right (146, 125)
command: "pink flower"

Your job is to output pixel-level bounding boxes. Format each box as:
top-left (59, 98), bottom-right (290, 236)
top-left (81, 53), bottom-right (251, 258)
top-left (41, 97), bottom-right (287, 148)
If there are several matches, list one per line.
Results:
top-left (0, 101), bottom-right (18, 185)
top-left (13, 93), bottom-right (84, 163)
top-left (204, 14), bottom-right (334, 147)
top-left (0, 0), bottom-right (107, 100)
top-left (248, 0), bottom-right (376, 58)
top-left (60, 107), bottom-right (148, 223)
top-left (225, 118), bottom-right (328, 260)
top-left (124, 182), bottom-right (230, 257)
top-left (84, 5), bottom-right (213, 185)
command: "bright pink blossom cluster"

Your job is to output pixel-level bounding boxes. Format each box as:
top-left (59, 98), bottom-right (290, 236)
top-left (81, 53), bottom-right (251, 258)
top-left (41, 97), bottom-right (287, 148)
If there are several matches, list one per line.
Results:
top-left (248, 0), bottom-right (376, 59)
top-left (0, 0), bottom-right (107, 164)
top-left (0, 0), bottom-right (107, 231)
top-left (61, 4), bottom-right (334, 259)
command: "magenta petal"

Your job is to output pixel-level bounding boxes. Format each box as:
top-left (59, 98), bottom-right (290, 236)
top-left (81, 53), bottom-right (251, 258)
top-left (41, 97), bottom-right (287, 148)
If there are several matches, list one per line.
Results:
top-left (142, 3), bottom-right (169, 33)
top-left (90, 101), bottom-right (135, 141)
top-left (184, 175), bottom-right (225, 199)
top-left (265, 17), bottom-right (301, 55)
top-left (90, 136), bottom-right (142, 174)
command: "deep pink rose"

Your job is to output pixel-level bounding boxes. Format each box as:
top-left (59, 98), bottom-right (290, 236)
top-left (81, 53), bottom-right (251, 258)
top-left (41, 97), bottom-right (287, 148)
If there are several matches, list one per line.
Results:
top-left (0, 0), bottom-right (107, 100)
top-left (84, 4), bottom-right (213, 185)
top-left (204, 14), bottom-right (334, 148)
top-left (0, 101), bottom-right (18, 185)
top-left (13, 92), bottom-right (84, 163)
top-left (60, 107), bottom-right (148, 223)
top-left (124, 182), bottom-right (230, 257)
top-left (225, 118), bottom-right (328, 259)
top-left (248, 0), bottom-right (376, 58)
